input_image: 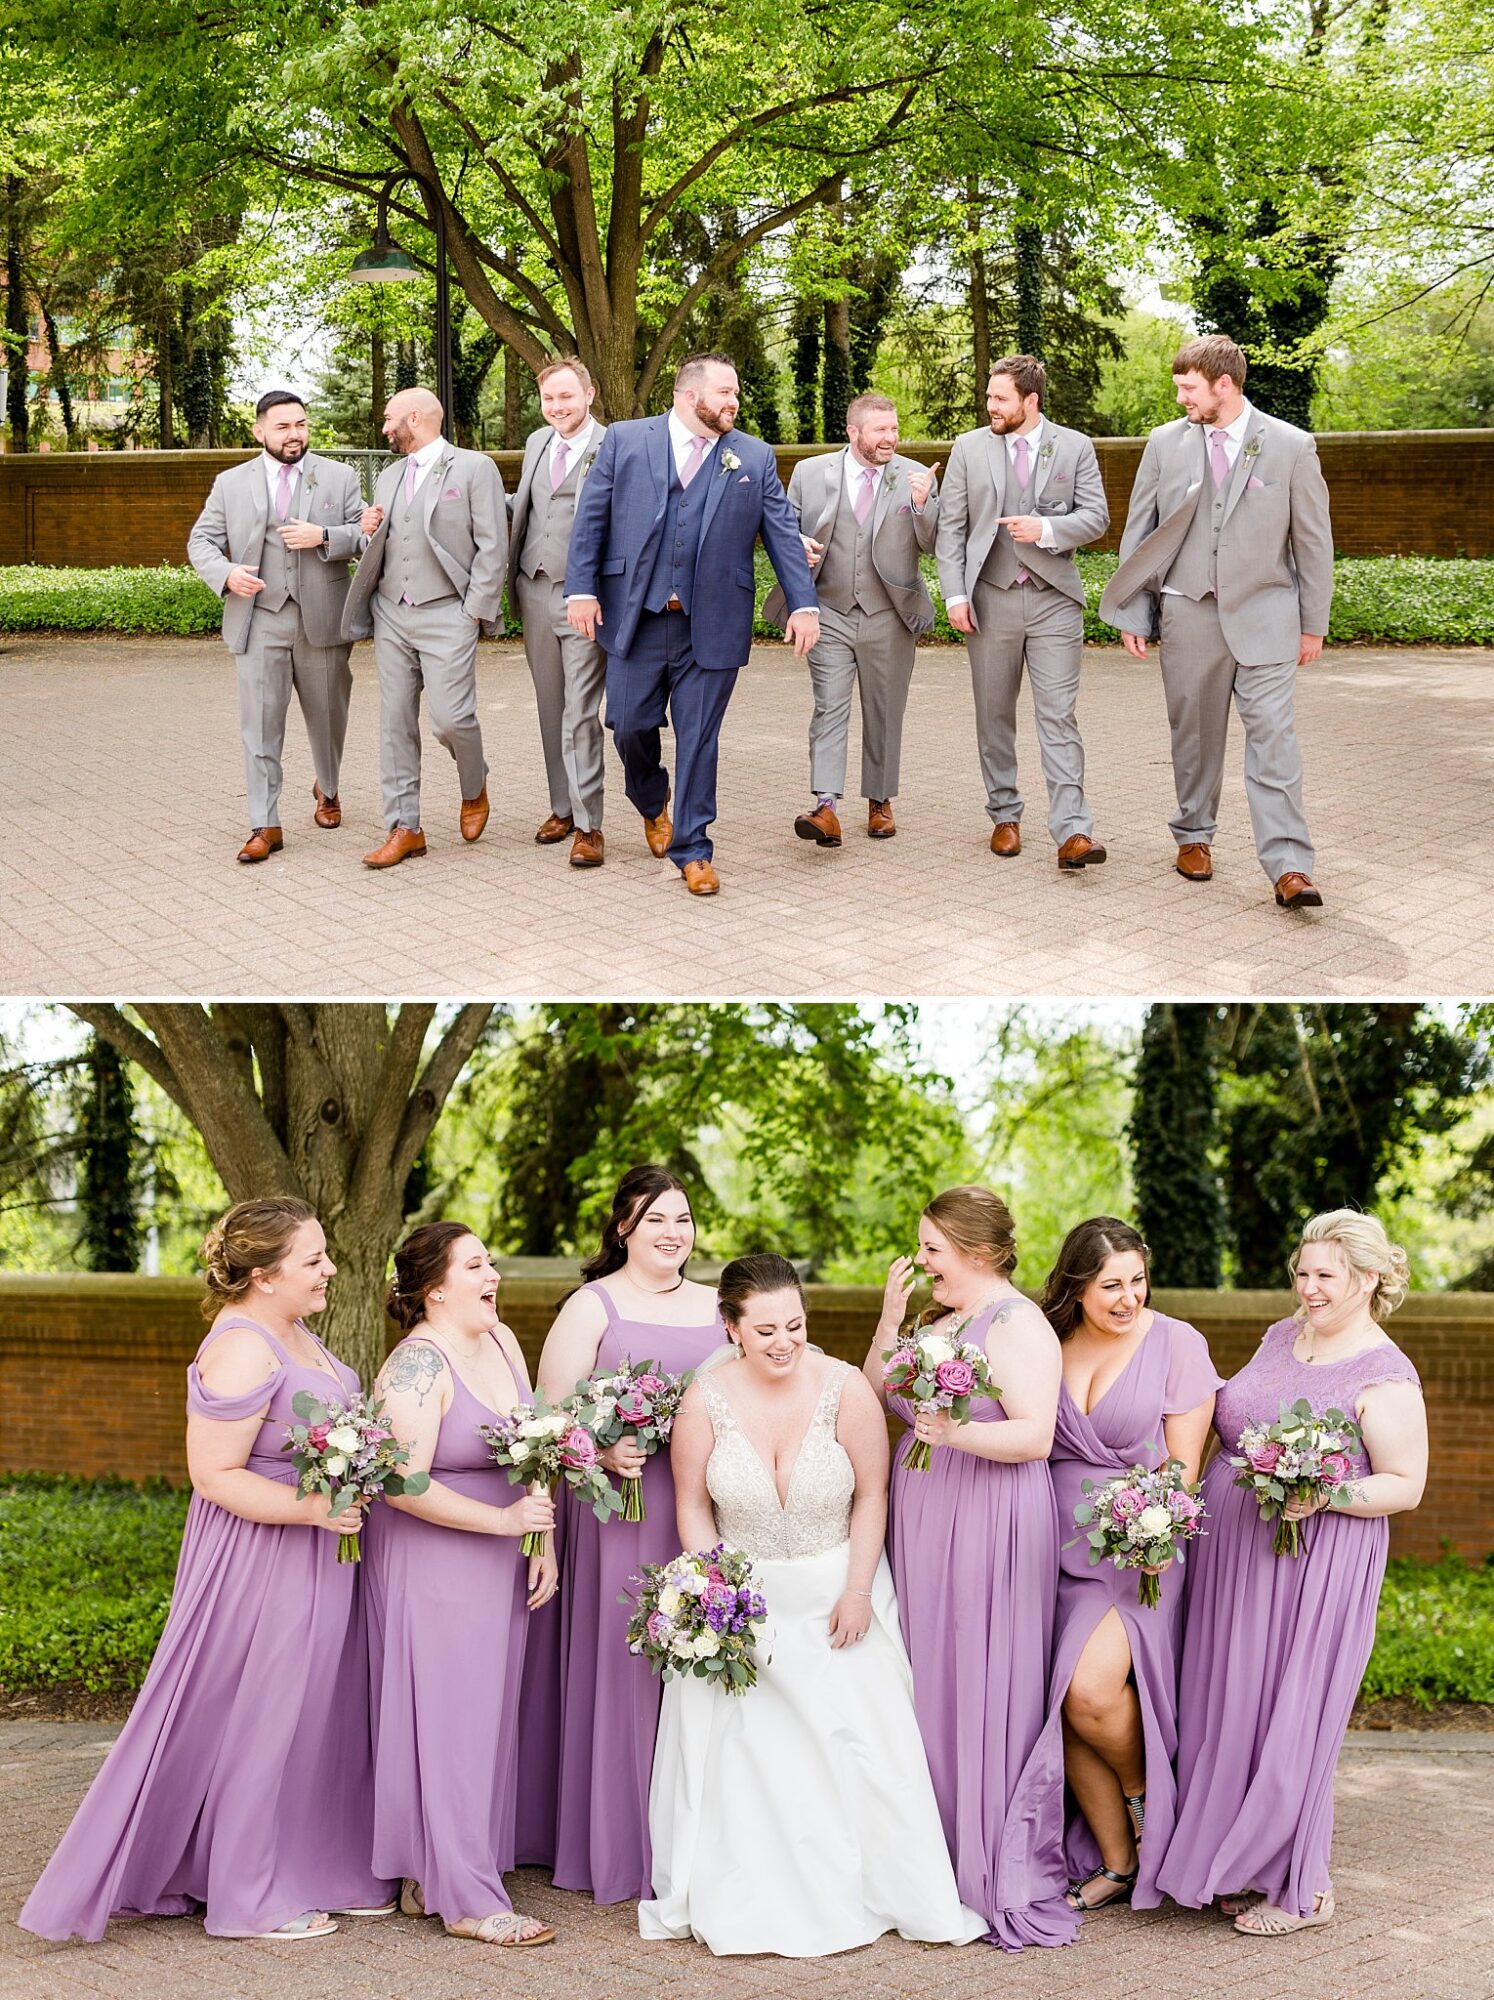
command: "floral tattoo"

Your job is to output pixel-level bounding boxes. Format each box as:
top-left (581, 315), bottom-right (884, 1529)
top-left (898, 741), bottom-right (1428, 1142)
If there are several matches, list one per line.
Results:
top-left (384, 1341), bottom-right (445, 1406)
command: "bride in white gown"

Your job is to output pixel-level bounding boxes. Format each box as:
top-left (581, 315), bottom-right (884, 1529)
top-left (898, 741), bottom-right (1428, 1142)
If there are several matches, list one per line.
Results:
top-left (639, 1253), bottom-right (985, 1957)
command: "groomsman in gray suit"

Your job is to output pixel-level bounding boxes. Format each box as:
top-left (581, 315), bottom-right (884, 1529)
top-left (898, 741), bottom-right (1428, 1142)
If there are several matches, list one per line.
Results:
top-left (342, 387), bottom-right (507, 869)
top-left (187, 390), bottom-right (364, 863)
top-left (764, 393), bottom-right (938, 845)
top-left (507, 357), bottom-right (608, 867)
top-left (1099, 334), bottom-right (1332, 909)
top-left (936, 356), bottom-right (1110, 869)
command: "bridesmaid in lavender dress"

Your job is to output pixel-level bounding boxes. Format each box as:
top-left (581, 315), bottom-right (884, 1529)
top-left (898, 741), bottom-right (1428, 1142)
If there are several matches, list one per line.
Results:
top-left (20, 1199), bottom-right (394, 1944)
top-left (1155, 1210), bottom-right (1427, 1936)
top-left (1036, 1218), bottom-right (1221, 1914)
top-left (364, 1222), bottom-right (558, 1947)
top-left (864, 1185), bottom-right (1078, 1950)
top-left (537, 1165), bottom-right (723, 1904)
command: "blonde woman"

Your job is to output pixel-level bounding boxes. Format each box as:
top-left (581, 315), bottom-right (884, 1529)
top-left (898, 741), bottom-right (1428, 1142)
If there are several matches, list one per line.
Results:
top-left (1155, 1210), bottom-right (1427, 1935)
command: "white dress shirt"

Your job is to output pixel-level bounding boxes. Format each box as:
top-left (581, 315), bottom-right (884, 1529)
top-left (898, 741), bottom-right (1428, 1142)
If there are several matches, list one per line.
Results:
top-left (400, 434), bottom-right (449, 498)
top-left (549, 418), bottom-right (596, 481)
top-left (843, 449), bottom-right (883, 504)
top-left (667, 408), bottom-right (720, 481)
top-left (262, 452), bottom-right (302, 513)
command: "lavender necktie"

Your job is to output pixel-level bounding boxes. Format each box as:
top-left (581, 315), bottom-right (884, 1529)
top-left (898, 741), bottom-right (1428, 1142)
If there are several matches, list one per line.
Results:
top-left (551, 439), bottom-right (570, 491)
top-left (275, 463), bottom-right (293, 521)
top-left (854, 465), bottom-right (877, 523)
top-left (680, 434), bottom-right (710, 487)
top-left (1210, 428), bottom-right (1230, 488)
top-left (1011, 435), bottom-right (1032, 582)
top-left (403, 455), bottom-right (418, 508)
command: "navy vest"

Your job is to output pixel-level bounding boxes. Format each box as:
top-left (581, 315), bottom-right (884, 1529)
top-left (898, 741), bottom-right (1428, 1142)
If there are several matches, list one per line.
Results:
top-left (643, 452), bottom-right (711, 613)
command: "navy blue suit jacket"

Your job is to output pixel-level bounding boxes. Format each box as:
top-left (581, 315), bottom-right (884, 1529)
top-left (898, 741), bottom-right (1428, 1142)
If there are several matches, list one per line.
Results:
top-left (565, 416), bottom-right (817, 669)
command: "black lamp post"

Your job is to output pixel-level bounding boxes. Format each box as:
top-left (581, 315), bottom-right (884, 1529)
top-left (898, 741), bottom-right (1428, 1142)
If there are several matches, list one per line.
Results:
top-left (349, 169), bottom-right (455, 426)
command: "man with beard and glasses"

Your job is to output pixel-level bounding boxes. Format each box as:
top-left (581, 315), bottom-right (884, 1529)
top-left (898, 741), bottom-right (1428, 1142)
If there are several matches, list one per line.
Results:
top-left (936, 355), bottom-right (1110, 871)
top-left (187, 390), bottom-right (364, 862)
top-left (564, 353), bottom-right (819, 896)
top-left (1099, 334), bottom-right (1332, 910)
top-left (341, 386), bottom-right (508, 869)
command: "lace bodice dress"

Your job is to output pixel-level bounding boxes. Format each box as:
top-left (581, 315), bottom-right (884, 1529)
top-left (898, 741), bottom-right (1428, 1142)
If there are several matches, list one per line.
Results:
top-left (700, 1368), bottom-right (855, 1558)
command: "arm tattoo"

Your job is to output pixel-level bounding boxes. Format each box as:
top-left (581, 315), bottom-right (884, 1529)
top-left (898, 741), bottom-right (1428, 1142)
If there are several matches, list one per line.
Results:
top-left (384, 1342), bottom-right (445, 1406)
top-left (987, 1303), bottom-right (1019, 1326)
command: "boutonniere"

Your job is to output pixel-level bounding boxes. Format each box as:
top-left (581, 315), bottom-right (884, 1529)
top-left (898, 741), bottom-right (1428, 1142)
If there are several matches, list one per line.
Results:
top-left (1244, 436), bottom-right (1262, 462)
top-left (881, 466), bottom-right (898, 493)
top-left (719, 448), bottom-right (742, 474)
top-left (580, 448), bottom-right (598, 474)
top-left (1038, 440), bottom-right (1055, 464)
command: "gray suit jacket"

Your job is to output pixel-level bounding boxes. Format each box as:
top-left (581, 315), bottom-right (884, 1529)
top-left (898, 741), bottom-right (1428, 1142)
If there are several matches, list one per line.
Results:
top-left (505, 421), bottom-right (608, 602)
top-left (1099, 409), bottom-right (1334, 665)
top-left (762, 449), bottom-right (939, 635)
top-left (342, 443), bottom-right (508, 642)
top-left (187, 452), bottom-right (364, 654)
top-left (934, 421), bottom-right (1108, 611)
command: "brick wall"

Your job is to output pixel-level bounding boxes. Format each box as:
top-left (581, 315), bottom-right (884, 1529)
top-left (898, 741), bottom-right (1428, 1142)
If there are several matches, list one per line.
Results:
top-left (1, 433), bottom-right (1489, 567)
top-left (1, 1273), bottom-right (1484, 1560)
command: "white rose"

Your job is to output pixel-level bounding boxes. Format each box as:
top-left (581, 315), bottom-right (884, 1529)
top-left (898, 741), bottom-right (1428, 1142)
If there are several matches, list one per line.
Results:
top-left (507, 1436), bottom-right (532, 1461)
top-left (668, 1630), bottom-right (695, 1660)
top-left (678, 1570), bottom-right (708, 1597)
top-left (325, 1424), bottom-right (361, 1453)
top-left (324, 1455), bottom-right (347, 1479)
top-left (658, 1586), bottom-right (684, 1618)
top-left (692, 1629), bottom-right (721, 1658)
top-left (917, 1335), bottom-right (955, 1366)
top-left (593, 1396), bottom-right (616, 1425)
top-left (1136, 1505), bottom-right (1172, 1541)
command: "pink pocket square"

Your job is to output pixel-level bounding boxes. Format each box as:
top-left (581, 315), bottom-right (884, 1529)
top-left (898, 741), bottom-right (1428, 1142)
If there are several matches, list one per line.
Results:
top-left (1246, 475), bottom-right (1265, 490)
top-left (897, 503), bottom-right (911, 515)
top-left (737, 474), bottom-right (750, 483)
top-left (442, 486), bottom-right (462, 500)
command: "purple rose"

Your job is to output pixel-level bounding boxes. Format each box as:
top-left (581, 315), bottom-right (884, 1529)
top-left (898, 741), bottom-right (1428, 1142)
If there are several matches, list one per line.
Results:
top-left (1167, 1488), bottom-right (1200, 1522)
top-left (1109, 1486), bottom-right (1145, 1521)
top-left (559, 1425), bottom-right (598, 1470)
top-left (1247, 1441), bottom-right (1284, 1475)
top-left (934, 1357), bottom-right (976, 1396)
top-left (616, 1390), bottom-right (649, 1424)
top-left (646, 1611), bottom-right (671, 1645)
top-left (1320, 1452), bottom-right (1352, 1483)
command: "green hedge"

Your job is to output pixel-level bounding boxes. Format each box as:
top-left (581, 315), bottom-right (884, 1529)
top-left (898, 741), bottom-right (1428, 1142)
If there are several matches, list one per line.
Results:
top-left (1, 554), bottom-right (1490, 646)
top-left (1, 1476), bottom-right (1490, 1703)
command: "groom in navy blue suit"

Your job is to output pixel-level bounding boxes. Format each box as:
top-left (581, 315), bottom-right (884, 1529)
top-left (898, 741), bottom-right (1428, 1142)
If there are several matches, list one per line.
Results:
top-left (565, 353), bottom-right (820, 895)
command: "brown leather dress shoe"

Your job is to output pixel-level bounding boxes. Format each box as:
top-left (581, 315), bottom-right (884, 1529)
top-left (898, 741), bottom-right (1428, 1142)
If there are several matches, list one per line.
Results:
top-left (990, 821), bottom-right (1021, 857)
top-left (681, 859), bottom-right (720, 897)
top-left (1057, 832), bottom-right (1107, 870)
top-left (868, 800), bottom-right (896, 839)
top-left (312, 785), bottom-right (341, 830)
top-left (534, 812), bottom-right (574, 844)
top-left (569, 827), bottom-right (605, 868)
top-left (1175, 842), bottom-right (1213, 881)
top-left (237, 827), bottom-right (283, 864)
top-left (460, 786), bottom-right (490, 843)
top-left (794, 802), bottom-right (842, 847)
top-left (363, 827), bottom-right (428, 869)
top-left (644, 798), bottom-right (673, 858)
top-left (1274, 871), bottom-right (1324, 910)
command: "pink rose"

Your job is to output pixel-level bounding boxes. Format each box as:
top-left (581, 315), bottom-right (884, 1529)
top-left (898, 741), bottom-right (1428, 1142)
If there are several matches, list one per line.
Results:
top-left (1168, 1488), bottom-right (1200, 1522)
top-left (308, 1424), bottom-right (331, 1450)
top-left (1109, 1486), bottom-right (1145, 1521)
top-left (1247, 1441), bottom-right (1284, 1475)
top-left (1320, 1452), bottom-right (1352, 1483)
top-left (634, 1374), bottom-right (667, 1395)
top-left (647, 1611), bottom-right (672, 1646)
top-left (559, 1426), bottom-right (598, 1470)
top-left (934, 1357), bottom-right (977, 1396)
top-left (616, 1391), bottom-right (649, 1423)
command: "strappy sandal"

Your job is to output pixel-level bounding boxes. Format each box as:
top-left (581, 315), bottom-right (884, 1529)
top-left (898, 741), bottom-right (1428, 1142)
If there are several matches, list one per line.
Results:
top-left (1124, 1790), bottom-right (1146, 1842)
top-left (330, 1898), bottom-right (398, 1917)
top-left (399, 1880), bottom-right (429, 1917)
top-left (443, 1911), bottom-right (557, 1946)
top-left (217, 1909), bottom-right (337, 1939)
top-left (1219, 1891), bottom-right (1261, 1918)
top-left (1065, 1864), bottom-right (1138, 1912)
top-left (1234, 1891), bottom-right (1334, 1936)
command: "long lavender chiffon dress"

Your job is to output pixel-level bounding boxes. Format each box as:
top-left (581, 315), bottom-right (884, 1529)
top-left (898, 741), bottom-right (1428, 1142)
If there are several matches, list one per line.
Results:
top-left (1154, 1318), bottom-right (1421, 1919)
top-left (363, 1335), bottom-right (531, 1921)
top-left (512, 1485), bottom-right (565, 1868)
top-left (19, 1316), bottom-right (393, 1943)
top-left (1047, 1312), bottom-right (1222, 1907)
top-left (551, 1284), bottom-right (722, 1904)
top-left (887, 1303), bottom-right (1079, 1950)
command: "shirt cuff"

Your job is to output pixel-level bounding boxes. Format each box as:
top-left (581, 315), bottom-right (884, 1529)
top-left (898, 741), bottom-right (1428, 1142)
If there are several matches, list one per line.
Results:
top-left (1037, 520), bottom-right (1056, 549)
top-left (945, 594), bottom-right (969, 609)
top-left (787, 605), bottom-right (817, 617)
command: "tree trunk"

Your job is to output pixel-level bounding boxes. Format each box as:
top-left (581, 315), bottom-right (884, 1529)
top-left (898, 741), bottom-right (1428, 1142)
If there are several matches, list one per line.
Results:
top-left (5, 180), bottom-right (29, 453)
top-left (504, 340), bottom-right (521, 448)
top-left (791, 301), bottom-right (820, 443)
top-left (1015, 221), bottom-right (1044, 357)
top-left (41, 305), bottom-right (76, 446)
top-left (1126, 1004), bottom-right (1222, 1288)
top-left (371, 326), bottom-right (386, 441)
top-left (156, 305), bottom-right (175, 449)
top-left (821, 294), bottom-right (851, 443)
top-left (968, 181), bottom-right (991, 421)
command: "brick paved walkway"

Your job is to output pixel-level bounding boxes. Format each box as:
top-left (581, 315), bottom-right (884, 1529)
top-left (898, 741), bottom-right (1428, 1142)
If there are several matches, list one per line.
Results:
top-left (0, 635), bottom-right (1488, 998)
top-left (2, 1723), bottom-right (1489, 2000)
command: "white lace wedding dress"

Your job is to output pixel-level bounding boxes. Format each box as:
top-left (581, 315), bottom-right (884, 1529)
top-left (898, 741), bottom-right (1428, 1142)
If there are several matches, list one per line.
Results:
top-left (639, 1361), bottom-right (986, 1956)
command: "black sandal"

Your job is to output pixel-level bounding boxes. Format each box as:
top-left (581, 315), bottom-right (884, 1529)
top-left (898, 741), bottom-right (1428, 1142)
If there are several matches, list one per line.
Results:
top-left (1066, 1863), bottom-right (1138, 1912)
top-left (1124, 1790), bottom-right (1147, 1842)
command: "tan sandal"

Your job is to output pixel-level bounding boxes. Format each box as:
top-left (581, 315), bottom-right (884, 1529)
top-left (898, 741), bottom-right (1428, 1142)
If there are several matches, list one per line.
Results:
top-left (217, 1909), bottom-right (337, 1940)
top-left (1234, 1891), bottom-right (1334, 1935)
top-left (399, 1880), bottom-right (428, 1918)
top-left (1219, 1891), bottom-right (1261, 1918)
top-left (443, 1911), bottom-right (557, 1946)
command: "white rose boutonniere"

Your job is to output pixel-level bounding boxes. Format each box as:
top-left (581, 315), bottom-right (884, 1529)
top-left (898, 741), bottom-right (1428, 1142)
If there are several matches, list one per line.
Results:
top-left (580, 448), bottom-right (599, 475)
top-left (719, 448), bottom-right (741, 474)
top-left (1038, 439), bottom-right (1055, 465)
top-left (1243, 436), bottom-right (1262, 462)
top-left (881, 465), bottom-right (898, 492)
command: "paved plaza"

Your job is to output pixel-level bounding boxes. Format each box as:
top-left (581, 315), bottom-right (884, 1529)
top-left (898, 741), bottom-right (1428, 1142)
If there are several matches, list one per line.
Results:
top-left (2, 1722), bottom-right (1489, 2000)
top-left (0, 634), bottom-right (1489, 998)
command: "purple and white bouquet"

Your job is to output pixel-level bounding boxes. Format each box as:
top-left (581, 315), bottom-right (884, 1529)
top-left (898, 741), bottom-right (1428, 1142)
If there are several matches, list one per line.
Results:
top-left (1071, 1459), bottom-right (1207, 1607)
top-left (882, 1319), bottom-right (1001, 1470)
top-left (1229, 1397), bottom-right (1363, 1556)
top-left (479, 1395), bottom-right (622, 1558)
top-left (564, 1358), bottom-right (695, 1523)
top-left (622, 1544), bottom-right (768, 1696)
top-left (282, 1389), bottom-right (430, 1563)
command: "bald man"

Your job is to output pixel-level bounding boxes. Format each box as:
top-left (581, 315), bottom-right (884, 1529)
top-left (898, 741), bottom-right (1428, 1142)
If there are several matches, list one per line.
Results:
top-left (342, 387), bottom-right (508, 867)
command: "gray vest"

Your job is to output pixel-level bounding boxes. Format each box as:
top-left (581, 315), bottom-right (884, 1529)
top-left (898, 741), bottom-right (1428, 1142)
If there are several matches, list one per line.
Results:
top-left (519, 449), bottom-right (582, 580)
top-left (256, 477), bottom-right (302, 613)
top-left (378, 472), bottom-right (459, 607)
top-left (816, 473), bottom-right (894, 617)
top-left (979, 452), bottom-right (1038, 589)
top-left (1161, 436), bottom-right (1243, 599)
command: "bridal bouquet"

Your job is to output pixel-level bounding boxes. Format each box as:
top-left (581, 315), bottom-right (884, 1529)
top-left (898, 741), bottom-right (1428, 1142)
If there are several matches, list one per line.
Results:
top-left (882, 1320), bottom-right (1001, 1470)
top-left (1071, 1459), bottom-right (1207, 1607)
top-left (282, 1390), bottom-right (430, 1563)
top-left (479, 1397), bottom-right (622, 1557)
top-left (1229, 1398), bottom-right (1363, 1556)
top-left (623, 1544), bottom-right (768, 1695)
top-left (564, 1358), bottom-right (695, 1523)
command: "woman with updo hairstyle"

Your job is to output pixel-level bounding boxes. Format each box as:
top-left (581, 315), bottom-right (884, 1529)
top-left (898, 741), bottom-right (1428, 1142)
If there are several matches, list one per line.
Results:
top-left (860, 1186), bottom-right (1078, 1948)
top-left (1155, 1210), bottom-right (1427, 1937)
top-left (21, 1198), bottom-right (395, 1944)
top-left (362, 1221), bottom-right (557, 1947)
top-left (532, 1164), bottom-right (723, 1904)
top-left (1037, 1217), bottom-right (1221, 1915)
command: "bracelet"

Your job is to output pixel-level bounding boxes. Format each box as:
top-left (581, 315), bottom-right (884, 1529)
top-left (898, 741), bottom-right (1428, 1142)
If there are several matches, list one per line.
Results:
top-left (845, 1587), bottom-right (873, 1599)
